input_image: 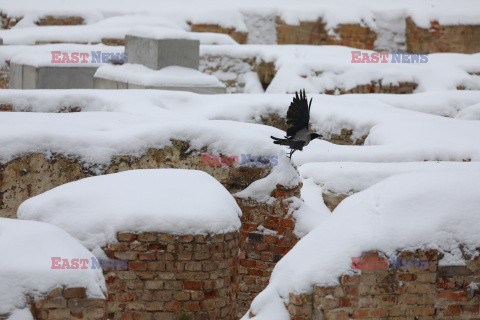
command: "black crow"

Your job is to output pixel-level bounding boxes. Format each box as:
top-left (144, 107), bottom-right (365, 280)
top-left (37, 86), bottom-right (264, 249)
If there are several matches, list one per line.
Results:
top-left (271, 89), bottom-right (322, 158)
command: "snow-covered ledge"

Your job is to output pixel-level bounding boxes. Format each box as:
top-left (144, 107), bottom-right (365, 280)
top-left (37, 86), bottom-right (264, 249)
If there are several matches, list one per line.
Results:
top-left (18, 169), bottom-right (242, 319)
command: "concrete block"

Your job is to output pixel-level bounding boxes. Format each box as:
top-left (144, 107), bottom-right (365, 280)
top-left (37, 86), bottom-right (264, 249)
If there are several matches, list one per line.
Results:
top-left (125, 35), bottom-right (199, 70)
top-left (9, 63), bottom-right (98, 89)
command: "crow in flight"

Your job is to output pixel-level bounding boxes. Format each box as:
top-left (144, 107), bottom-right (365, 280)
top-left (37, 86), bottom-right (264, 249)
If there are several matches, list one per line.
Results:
top-left (271, 89), bottom-right (322, 158)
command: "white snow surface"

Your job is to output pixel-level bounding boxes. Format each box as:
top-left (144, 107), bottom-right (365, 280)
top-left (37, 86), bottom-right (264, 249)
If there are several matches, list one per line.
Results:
top-left (18, 169), bottom-right (242, 252)
top-left (0, 218), bottom-right (105, 315)
top-left (95, 65), bottom-right (225, 88)
top-left (247, 170), bottom-right (480, 320)
top-left (0, 91), bottom-right (479, 165)
top-left (299, 161), bottom-right (480, 195)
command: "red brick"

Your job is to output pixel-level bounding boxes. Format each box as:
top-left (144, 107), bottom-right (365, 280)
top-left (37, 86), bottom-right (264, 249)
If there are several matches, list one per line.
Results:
top-left (64, 287), bottom-right (86, 298)
top-left (184, 281), bottom-right (202, 290)
top-left (437, 290), bottom-right (467, 300)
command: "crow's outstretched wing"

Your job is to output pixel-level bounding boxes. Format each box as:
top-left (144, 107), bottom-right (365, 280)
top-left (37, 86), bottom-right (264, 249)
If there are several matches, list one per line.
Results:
top-left (286, 89), bottom-right (312, 138)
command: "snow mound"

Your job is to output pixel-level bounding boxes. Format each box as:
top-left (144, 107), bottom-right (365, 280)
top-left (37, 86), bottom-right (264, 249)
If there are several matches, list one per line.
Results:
top-left (456, 103), bottom-right (480, 121)
top-left (95, 64), bottom-right (225, 88)
top-left (299, 161), bottom-right (480, 195)
top-left (248, 169), bottom-right (480, 319)
top-left (0, 218), bottom-right (105, 315)
top-left (18, 169), bottom-right (242, 252)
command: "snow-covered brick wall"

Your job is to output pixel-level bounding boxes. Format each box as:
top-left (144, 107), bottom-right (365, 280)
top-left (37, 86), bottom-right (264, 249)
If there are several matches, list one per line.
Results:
top-left (17, 169), bottom-right (241, 319)
top-left (286, 249), bottom-right (480, 320)
top-left (244, 170), bottom-right (480, 319)
top-left (2, 1), bottom-right (480, 52)
top-left (18, 169), bottom-right (242, 251)
top-left (0, 218), bottom-right (106, 318)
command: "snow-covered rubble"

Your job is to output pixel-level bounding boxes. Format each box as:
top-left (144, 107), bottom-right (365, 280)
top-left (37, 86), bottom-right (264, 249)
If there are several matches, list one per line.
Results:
top-left (0, 218), bottom-right (105, 315)
top-left (246, 169), bottom-right (480, 320)
top-left (18, 169), bottom-right (242, 254)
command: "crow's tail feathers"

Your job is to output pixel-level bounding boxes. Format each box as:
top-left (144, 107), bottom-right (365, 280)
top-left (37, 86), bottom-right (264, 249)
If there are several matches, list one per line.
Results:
top-left (271, 136), bottom-right (288, 145)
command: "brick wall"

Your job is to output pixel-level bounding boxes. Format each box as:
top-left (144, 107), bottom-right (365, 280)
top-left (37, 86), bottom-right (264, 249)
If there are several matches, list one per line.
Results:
top-left (235, 183), bottom-right (302, 318)
top-left (283, 249), bottom-right (480, 320)
top-left (35, 16), bottom-right (84, 26)
top-left (30, 287), bottom-right (107, 320)
top-left (189, 24), bottom-right (247, 44)
top-left (323, 81), bottom-right (418, 95)
top-left (0, 142), bottom-right (270, 219)
top-left (275, 18), bottom-right (377, 49)
top-left (406, 17), bottom-right (480, 54)
top-left (103, 231), bottom-right (239, 320)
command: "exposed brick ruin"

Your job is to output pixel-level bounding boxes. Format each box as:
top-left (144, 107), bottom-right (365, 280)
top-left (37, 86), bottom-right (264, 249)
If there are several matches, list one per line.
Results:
top-left (0, 142), bottom-right (270, 219)
top-left (275, 18), bottom-right (377, 49)
top-left (0, 12), bottom-right (21, 29)
top-left (189, 23), bottom-right (247, 44)
top-left (235, 184), bottom-right (302, 318)
top-left (103, 231), bottom-right (239, 320)
top-left (35, 16), bottom-right (84, 26)
top-left (284, 249), bottom-right (480, 320)
top-left (30, 287), bottom-right (107, 320)
top-left (323, 81), bottom-right (418, 95)
top-left (406, 17), bottom-right (480, 54)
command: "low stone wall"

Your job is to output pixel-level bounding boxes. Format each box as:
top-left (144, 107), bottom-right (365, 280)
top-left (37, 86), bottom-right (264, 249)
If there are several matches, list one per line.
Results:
top-left (284, 249), bottom-right (480, 320)
top-left (103, 231), bottom-right (239, 320)
top-left (323, 81), bottom-right (418, 95)
top-left (35, 16), bottom-right (84, 26)
top-left (30, 287), bottom-right (107, 320)
top-left (235, 184), bottom-right (302, 318)
top-left (189, 23), bottom-right (247, 44)
top-left (0, 142), bottom-right (270, 219)
top-left (275, 18), bottom-right (377, 49)
top-left (406, 17), bottom-right (480, 53)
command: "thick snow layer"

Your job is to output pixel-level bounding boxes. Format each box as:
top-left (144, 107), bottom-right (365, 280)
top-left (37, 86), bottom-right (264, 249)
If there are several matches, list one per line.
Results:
top-left (0, 90), bottom-right (479, 165)
top-left (95, 65), bottom-right (225, 88)
top-left (247, 170), bottom-right (480, 320)
top-left (0, 218), bottom-right (105, 315)
top-left (0, 110), bottom-right (287, 168)
top-left (299, 161), bottom-right (480, 195)
top-left (18, 169), bottom-right (242, 252)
